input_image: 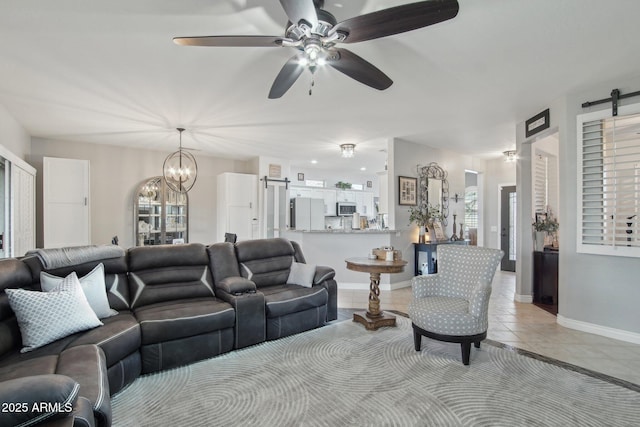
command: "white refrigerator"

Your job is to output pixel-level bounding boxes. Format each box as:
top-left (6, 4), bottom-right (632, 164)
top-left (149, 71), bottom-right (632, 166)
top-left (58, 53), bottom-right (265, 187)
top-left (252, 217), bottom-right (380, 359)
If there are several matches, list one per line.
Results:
top-left (290, 197), bottom-right (325, 230)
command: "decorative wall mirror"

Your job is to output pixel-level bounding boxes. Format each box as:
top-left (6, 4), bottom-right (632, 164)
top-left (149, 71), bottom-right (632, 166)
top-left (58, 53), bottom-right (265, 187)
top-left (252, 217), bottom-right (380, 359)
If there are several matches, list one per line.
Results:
top-left (417, 162), bottom-right (449, 226)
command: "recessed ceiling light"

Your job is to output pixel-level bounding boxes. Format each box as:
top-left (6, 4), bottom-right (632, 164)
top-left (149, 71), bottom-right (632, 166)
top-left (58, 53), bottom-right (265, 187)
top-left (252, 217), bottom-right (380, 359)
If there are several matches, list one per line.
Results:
top-left (334, 3), bottom-right (343, 7)
top-left (360, 167), bottom-right (366, 171)
top-left (311, 160), bottom-right (318, 164)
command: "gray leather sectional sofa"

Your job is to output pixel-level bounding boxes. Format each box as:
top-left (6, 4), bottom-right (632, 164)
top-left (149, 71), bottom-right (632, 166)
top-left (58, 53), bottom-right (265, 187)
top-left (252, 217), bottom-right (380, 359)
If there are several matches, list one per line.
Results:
top-left (0, 238), bottom-right (337, 427)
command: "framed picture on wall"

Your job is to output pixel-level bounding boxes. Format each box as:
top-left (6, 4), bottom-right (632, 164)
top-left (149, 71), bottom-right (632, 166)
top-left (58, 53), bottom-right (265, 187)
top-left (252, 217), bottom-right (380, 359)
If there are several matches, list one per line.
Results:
top-left (297, 173), bottom-right (305, 181)
top-left (398, 176), bottom-right (417, 206)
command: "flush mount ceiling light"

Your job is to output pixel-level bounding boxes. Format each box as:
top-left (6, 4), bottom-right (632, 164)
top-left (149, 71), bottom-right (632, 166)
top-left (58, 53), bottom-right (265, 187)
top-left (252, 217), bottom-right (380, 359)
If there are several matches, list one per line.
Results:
top-left (163, 128), bottom-right (198, 193)
top-left (340, 143), bottom-right (355, 158)
top-left (503, 150), bottom-right (517, 162)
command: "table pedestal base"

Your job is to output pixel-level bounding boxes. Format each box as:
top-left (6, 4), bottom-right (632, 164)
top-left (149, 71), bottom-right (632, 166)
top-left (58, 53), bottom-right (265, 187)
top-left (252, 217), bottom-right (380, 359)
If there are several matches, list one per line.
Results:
top-left (353, 310), bottom-right (396, 331)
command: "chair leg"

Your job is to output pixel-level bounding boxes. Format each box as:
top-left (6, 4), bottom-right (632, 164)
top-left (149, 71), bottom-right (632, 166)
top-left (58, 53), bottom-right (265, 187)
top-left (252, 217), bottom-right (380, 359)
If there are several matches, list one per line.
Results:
top-left (413, 328), bottom-right (422, 352)
top-left (461, 342), bottom-right (471, 365)
top-left (474, 341), bottom-right (481, 349)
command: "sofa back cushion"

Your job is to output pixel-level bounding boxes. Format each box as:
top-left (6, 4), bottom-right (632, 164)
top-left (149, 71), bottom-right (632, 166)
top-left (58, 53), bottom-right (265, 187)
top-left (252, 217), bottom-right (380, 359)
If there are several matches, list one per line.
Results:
top-left (23, 255), bottom-right (131, 311)
top-left (0, 258), bottom-right (35, 358)
top-left (127, 243), bottom-right (215, 309)
top-left (234, 238), bottom-right (296, 288)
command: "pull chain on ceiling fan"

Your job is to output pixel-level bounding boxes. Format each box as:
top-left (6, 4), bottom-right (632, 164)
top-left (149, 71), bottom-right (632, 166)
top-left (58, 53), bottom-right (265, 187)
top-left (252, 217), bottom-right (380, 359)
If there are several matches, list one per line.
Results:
top-left (173, 0), bottom-right (459, 98)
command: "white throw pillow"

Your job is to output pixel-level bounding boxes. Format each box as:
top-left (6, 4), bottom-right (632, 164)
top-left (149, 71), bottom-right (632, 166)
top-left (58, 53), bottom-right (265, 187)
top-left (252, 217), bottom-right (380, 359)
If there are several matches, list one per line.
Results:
top-left (40, 263), bottom-right (117, 319)
top-left (286, 262), bottom-right (316, 288)
top-left (6, 273), bottom-right (103, 353)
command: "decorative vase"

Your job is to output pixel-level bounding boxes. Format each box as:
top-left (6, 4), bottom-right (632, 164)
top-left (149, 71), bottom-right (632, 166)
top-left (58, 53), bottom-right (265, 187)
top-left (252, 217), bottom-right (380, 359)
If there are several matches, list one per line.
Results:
top-left (535, 231), bottom-right (546, 251)
top-left (418, 225), bottom-right (426, 244)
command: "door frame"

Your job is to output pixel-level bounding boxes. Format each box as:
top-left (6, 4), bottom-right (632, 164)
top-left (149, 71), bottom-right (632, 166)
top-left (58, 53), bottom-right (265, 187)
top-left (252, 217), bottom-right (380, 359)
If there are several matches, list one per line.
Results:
top-left (499, 183), bottom-right (516, 271)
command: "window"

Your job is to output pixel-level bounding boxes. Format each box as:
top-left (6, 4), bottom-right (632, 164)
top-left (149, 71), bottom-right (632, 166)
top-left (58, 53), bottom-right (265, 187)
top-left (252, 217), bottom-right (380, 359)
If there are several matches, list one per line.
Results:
top-left (578, 105), bottom-right (640, 257)
top-left (305, 180), bottom-right (324, 188)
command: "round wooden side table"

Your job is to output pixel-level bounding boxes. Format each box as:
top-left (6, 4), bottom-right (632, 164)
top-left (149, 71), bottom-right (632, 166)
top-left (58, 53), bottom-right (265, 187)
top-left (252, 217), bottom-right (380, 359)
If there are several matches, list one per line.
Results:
top-left (345, 257), bottom-right (408, 330)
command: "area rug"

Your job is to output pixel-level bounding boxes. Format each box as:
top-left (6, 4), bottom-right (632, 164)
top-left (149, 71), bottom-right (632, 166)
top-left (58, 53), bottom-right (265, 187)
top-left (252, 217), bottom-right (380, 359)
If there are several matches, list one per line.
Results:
top-left (111, 316), bottom-right (640, 426)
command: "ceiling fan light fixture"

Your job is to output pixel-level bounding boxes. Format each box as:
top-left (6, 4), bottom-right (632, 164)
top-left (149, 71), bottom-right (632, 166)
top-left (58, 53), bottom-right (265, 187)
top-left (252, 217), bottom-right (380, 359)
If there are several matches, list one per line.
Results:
top-left (340, 143), bottom-right (355, 158)
top-left (163, 128), bottom-right (198, 193)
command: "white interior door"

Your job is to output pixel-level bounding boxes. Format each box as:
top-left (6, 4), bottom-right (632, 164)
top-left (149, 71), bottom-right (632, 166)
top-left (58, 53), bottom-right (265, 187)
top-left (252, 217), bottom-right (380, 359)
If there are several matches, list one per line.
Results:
top-left (43, 157), bottom-right (90, 248)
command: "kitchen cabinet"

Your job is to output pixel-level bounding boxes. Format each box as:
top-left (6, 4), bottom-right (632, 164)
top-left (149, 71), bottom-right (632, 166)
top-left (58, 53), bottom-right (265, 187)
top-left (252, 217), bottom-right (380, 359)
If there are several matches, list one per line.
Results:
top-left (322, 190), bottom-right (336, 216)
top-left (135, 176), bottom-right (188, 246)
top-left (337, 190), bottom-right (356, 202)
top-left (291, 187), bottom-right (313, 198)
top-left (356, 192), bottom-right (374, 217)
top-left (217, 172), bottom-right (258, 242)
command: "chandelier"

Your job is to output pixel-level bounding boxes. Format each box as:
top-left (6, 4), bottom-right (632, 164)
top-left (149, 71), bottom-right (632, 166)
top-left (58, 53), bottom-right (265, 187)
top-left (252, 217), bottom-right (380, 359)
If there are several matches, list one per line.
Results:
top-left (163, 128), bottom-right (198, 193)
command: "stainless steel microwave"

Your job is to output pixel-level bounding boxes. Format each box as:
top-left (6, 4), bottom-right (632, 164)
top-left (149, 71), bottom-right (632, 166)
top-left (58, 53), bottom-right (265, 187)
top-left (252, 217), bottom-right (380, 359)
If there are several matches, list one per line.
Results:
top-left (337, 202), bottom-right (357, 216)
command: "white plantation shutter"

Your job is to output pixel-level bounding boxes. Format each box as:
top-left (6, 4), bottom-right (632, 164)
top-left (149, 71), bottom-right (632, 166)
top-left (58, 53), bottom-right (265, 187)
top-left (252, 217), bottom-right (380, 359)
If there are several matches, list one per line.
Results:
top-left (534, 153), bottom-right (547, 213)
top-left (578, 106), bottom-right (640, 257)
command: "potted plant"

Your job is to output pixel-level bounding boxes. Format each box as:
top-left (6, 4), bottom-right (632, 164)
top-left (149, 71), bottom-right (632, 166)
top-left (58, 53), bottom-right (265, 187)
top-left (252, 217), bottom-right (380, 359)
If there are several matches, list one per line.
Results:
top-left (409, 203), bottom-right (442, 242)
top-left (532, 209), bottom-right (559, 250)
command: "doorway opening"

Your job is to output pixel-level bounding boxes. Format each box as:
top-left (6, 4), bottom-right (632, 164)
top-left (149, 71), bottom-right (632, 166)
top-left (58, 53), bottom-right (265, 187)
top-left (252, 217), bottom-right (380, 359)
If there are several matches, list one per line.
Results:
top-left (500, 185), bottom-right (516, 271)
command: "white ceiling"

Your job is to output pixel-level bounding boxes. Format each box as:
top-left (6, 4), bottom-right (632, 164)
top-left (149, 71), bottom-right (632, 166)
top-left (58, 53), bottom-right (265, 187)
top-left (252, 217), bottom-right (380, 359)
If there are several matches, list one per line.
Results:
top-left (1, 0), bottom-right (640, 174)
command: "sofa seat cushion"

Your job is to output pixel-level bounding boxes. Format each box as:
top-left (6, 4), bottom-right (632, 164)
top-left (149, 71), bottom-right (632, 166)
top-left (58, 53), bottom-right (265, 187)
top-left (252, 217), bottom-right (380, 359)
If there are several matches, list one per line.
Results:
top-left (0, 353), bottom-right (59, 382)
top-left (261, 285), bottom-right (328, 318)
top-left (67, 312), bottom-right (141, 368)
top-left (134, 298), bottom-right (235, 345)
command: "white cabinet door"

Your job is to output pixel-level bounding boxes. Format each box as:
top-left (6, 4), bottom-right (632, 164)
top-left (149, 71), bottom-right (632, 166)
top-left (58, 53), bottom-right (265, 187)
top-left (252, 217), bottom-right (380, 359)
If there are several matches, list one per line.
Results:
top-left (291, 187), bottom-right (313, 198)
top-left (217, 173), bottom-right (258, 242)
top-left (323, 189), bottom-right (337, 216)
top-left (336, 190), bottom-right (356, 202)
top-left (354, 192), bottom-right (375, 217)
top-left (43, 157), bottom-right (90, 248)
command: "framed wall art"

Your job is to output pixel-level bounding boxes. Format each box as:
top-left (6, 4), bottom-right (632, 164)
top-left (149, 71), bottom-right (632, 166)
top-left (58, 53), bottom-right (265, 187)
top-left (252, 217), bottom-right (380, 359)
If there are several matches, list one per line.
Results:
top-left (398, 176), bottom-right (417, 206)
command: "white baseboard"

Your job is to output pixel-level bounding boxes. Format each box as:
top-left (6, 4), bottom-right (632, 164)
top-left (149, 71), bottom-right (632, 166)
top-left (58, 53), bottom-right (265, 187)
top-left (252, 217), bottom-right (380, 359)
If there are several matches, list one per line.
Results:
top-left (514, 294), bottom-right (533, 303)
top-left (338, 280), bottom-right (412, 292)
top-left (557, 314), bottom-right (640, 345)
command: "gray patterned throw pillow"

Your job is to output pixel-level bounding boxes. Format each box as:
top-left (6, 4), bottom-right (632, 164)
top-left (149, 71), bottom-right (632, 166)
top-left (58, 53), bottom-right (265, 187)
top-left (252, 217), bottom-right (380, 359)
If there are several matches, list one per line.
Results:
top-left (40, 263), bottom-right (118, 319)
top-left (6, 272), bottom-right (103, 353)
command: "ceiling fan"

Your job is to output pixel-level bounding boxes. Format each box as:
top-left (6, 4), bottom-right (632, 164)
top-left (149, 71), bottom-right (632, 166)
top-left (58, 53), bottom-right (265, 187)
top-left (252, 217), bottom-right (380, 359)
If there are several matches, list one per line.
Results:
top-left (173, 0), bottom-right (459, 99)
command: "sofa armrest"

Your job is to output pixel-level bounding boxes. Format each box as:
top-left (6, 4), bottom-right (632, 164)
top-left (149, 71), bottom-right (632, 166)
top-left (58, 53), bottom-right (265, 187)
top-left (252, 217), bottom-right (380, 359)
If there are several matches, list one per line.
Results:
top-left (217, 277), bottom-right (257, 295)
top-left (215, 289), bottom-right (266, 349)
top-left (0, 374), bottom-right (80, 427)
top-left (313, 266), bottom-right (335, 285)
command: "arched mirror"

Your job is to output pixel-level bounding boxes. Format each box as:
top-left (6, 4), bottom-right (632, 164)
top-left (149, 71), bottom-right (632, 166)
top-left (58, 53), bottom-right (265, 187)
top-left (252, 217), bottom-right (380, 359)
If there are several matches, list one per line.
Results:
top-left (134, 176), bottom-right (189, 246)
top-left (417, 163), bottom-right (449, 226)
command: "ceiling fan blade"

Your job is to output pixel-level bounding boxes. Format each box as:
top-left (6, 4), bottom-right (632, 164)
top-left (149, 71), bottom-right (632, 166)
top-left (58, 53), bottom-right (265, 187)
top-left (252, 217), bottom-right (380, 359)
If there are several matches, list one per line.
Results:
top-left (173, 35), bottom-right (288, 47)
top-left (279, 0), bottom-right (318, 29)
top-left (331, 0), bottom-right (459, 44)
top-left (327, 48), bottom-right (392, 91)
top-left (268, 55), bottom-right (305, 99)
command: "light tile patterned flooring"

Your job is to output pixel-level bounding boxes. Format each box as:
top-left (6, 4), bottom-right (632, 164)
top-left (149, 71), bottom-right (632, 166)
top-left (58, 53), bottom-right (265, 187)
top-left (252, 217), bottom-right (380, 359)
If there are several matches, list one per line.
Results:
top-left (337, 270), bottom-right (640, 386)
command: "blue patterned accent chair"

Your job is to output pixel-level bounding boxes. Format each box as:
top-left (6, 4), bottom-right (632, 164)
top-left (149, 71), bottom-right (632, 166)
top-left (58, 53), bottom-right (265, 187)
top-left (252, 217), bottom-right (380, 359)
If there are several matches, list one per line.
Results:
top-left (408, 245), bottom-right (504, 365)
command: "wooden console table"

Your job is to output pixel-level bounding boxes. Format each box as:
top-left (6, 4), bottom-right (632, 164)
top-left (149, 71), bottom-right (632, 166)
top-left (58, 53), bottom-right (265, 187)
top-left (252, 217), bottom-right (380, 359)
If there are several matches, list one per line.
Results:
top-left (533, 249), bottom-right (558, 315)
top-left (345, 257), bottom-right (408, 330)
